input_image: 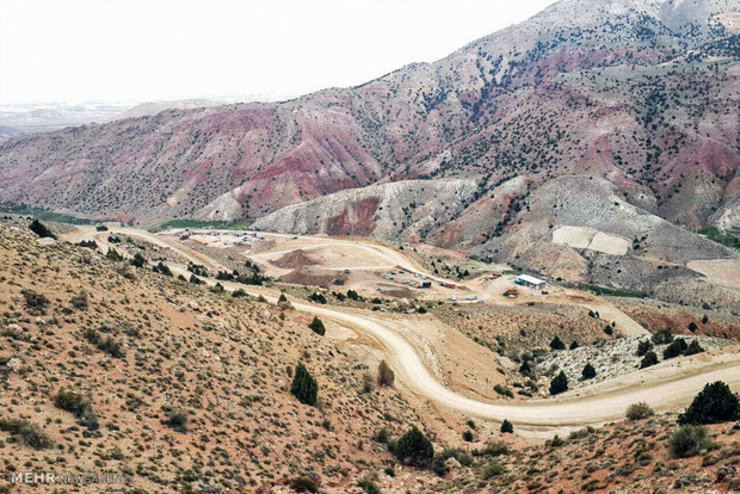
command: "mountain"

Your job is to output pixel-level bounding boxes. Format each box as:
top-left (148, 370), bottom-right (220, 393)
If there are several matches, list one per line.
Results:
top-left (0, 102), bottom-right (130, 133)
top-left (110, 99), bottom-right (222, 121)
top-left (0, 0), bottom-right (737, 246)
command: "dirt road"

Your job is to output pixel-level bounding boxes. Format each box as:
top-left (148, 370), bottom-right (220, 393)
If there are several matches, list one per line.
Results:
top-left (65, 226), bottom-right (739, 432)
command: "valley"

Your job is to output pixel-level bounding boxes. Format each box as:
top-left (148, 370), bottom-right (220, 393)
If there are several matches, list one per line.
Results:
top-left (1, 0), bottom-right (739, 491)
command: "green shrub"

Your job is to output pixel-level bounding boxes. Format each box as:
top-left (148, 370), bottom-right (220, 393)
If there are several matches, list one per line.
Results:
top-left (478, 441), bottom-right (509, 457)
top-left (232, 288), bottom-right (247, 298)
top-left (106, 248), bottom-right (124, 261)
top-left (639, 351), bottom-right (659, 369)
top-left (287, 476), bottom-right (318, 493)
top-left (463, 430), bottom-right (474, 442)
top-left (668, 425), bottom-right (712, 458)
top-left (393, 426), bottom-right (434, 468)
top-left (308, 316), bottom-right (326, 336)
top-left (83, 328), bottom-right (124, 358)
top-left (53, 390), bottom-right (90, 416)
top-left (0, 418), bottom-right (53, 449)
top-left (432, 448), bottom-right (472, 476)
top-left (500, 419), bottom-right (513, 434)
top-left (678, 381), bottom-right (740, 425)
top-left (684, 340), bottom-right (705, 356)
top-left (187, 262), bottom-right (209, 277)
top-left (69, 290), bottom-right (88, 310)
top-left (549, 336), bottom-right (565, 350)
top-left (549, 371), bottom-right (568, 395)
top-left (377, 360), bottom-right (395, 387)
top-left (290, 362), bottom-right (318, 406)
top-left (636, 339), bottom-right (653, 357)
top-left (164, 409), bottom-right (188, 433)
top-left (152, 262), bottom-right (173, 277)
top-left (581, 363), bottom-right (596, 380)
top-left (482, 462), bottom-right (506, 480)
top-left (651, 329), bottom-right (673, 345)
top-left (626, 402), bottom-right (654, 421)
top-left (21, 289), bottom-right (49, 315)
top-left (130, 253), bottom-right (147, 268)
top-left (357, 479), bottom-right (380, 494)
top-left (494, 384), bottom-right (513, 398)
top-left (309, 292), bottom-right (327, 304)
top-left (29, 219), bottom-right (56, 239)
top-left (663, 338), bottom-right (688, 359)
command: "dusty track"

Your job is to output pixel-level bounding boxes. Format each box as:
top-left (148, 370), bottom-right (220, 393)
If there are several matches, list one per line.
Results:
top-left (65, 226), bottom-right (740, 433)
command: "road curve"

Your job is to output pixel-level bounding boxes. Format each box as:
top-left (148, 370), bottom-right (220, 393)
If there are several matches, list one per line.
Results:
top-left (67, 226), bottom-right (740, 430)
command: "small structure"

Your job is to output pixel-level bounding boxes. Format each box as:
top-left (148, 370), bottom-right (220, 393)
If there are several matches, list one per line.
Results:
top-left (515, 274), bottom-right (547, 289)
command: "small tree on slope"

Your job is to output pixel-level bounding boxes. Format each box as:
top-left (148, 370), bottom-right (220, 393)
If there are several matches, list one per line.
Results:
top-left (290, 362), bottom-right (318, 406)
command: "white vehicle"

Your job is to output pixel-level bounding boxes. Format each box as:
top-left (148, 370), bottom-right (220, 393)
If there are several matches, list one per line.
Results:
top-left (465, 295), bottom-right (478, 301)
top-left (450, 295), bottom-right (457, 302)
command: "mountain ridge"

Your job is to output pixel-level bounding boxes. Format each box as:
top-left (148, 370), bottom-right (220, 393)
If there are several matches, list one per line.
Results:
top-left (0, 0), bottom-right (737, 239)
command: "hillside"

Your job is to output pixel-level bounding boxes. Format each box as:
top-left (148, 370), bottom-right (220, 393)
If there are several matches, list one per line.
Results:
top-left (2, 220), bottom-right (739, 493)
top-left (0, 0), bottom-right (737, 232)
top-left (0, 224), bottom-right (434, 491)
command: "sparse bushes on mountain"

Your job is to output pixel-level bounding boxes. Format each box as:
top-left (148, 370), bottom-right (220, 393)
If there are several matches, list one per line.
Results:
top-left (636, 339), bottom-right (653, 357)
top-left (688, 321), bottom-right (699, 332)
top-left (21, 288), bottom-right (49, 315)
top-left (549, 371), bottom-right (568, 395)
top-left (0, 418), bottom-right (54, 450)
top-left (53, 389), bottom-right (98, 430)
top-left (392, 426), bottom-right (434, 468)
top-left (291, 362), bottom-right (318, 406)
top-left (309, 292), bottom-right (327, 304)
top-left (463, 430), bottom-right (474, 442)
top-left (347, 289), bottom-right (360, 300)
top-left (500, 419), bottom-right (514, 434)
top-left (581, 362), bottom-right (596, 380)
top-left (153, 261), bottom-right (172, 277)
top-left (678, 381), bottom-right (740, 425)
top-left (668, 425), bottom-right (713, 458)
top-left (29, 219), bottom-right (56, 239)
top-left (377, 360), bottom-right (395, 387)
top-left (549, 336), bottom-right (565, 350)
top-left (232, 288), bottom-right (247, 297)
top-left (308, 316), bottom-right (326, 336)
top-left (640, 351), bottom-right (659, 369)
top-left (651, 328), bottom-right (673, 345)
top-left (626, 402), bottom-right (654, 421)
top-left (663, 337), bottom-right (688, 359)
top-left (77, 239), bottom-right (98, 249)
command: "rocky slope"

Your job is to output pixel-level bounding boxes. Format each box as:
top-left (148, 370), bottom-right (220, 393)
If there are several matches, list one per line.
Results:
top-left (0, 0), bottom-right (737, 232)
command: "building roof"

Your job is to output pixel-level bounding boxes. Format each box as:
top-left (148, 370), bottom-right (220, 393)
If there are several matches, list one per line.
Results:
top-left (517, 274), bottom-right (546, 286)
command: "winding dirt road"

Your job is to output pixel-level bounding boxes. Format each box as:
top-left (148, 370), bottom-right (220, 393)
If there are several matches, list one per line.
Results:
top-left (65, 226), bottom-right (740, 432)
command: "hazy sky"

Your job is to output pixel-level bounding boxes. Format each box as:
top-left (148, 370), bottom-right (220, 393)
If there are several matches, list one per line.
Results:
top-left (0, 0), bottom-right (556, 105)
